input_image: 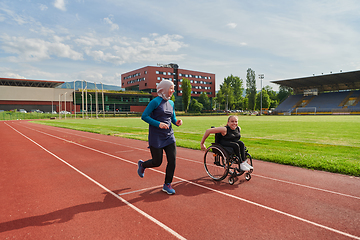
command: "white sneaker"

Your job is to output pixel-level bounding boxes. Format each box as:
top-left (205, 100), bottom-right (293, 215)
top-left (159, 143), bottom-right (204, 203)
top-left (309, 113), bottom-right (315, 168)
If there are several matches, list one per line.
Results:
top-left (243, 161), bottom-right (253, 170)
top-left (239, 162), bottom-right (250, 171)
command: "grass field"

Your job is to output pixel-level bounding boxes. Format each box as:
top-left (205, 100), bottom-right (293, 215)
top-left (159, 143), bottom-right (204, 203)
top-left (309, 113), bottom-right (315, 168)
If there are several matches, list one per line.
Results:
top-left (33, 115), bottom-right (360, 177)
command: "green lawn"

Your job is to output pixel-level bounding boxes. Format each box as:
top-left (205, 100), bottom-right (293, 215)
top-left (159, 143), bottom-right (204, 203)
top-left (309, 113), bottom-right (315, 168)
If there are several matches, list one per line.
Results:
top-left (33, 115), bottom-right (360, 176)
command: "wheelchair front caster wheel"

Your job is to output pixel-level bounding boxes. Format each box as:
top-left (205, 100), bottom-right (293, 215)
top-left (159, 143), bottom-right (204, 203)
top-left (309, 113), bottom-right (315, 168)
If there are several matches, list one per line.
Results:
top-left (245, 173), bottom-right (251, 181)
top-left (229, 177), bottom-right (235, 185)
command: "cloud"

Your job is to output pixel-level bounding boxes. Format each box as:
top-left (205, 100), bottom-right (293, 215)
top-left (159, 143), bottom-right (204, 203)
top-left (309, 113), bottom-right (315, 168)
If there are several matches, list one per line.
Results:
top-left (39, 4), bottom-right (48, 11)
top-left (54, 0), bottom-right (66, 11)
top-left (103, 15), bottom-right (119, 31)
top-left (0, 7), bottom-right (29, 25)
top-left (226, 23), bottom-right (237, 29)
top-left (1, 35), bottom-right (83, 62)
top-left (74, 33), bottom-right (186, 65)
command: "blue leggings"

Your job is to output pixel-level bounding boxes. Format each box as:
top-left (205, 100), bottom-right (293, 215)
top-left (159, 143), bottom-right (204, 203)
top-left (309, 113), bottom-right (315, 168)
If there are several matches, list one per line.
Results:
top-left (142, 142), bottom-right (176, 184)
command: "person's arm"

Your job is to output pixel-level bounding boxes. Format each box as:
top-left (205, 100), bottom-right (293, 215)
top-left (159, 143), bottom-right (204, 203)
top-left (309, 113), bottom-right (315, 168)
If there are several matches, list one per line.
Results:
top-left (141, 98), bottom-right (162, 128)
top-left (170, 101), bottom-right (182, 127)
top-left (200, 127), bottom-right (226, 150)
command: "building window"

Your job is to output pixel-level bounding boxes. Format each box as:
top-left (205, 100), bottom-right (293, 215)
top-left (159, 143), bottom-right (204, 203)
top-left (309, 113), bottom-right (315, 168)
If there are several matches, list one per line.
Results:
top-left (156, 71), bottom-right (159, 74)
top-left (157, 77), bottom-right (160, 80)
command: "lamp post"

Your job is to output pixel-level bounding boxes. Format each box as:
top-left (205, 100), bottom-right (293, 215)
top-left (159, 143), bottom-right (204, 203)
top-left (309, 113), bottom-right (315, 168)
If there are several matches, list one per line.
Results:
top-left (258, 74), bottom-right (264, 115)
top-left (59, 93), bottom-right (62, 119)
top-left (74, 81), bottom-right (76, 119)
top-left (89, 94), bottom-right (92, 118)
top-left (64, 92), bottom-right (67, 119)
top-left (85, 81), bottom-right (88, 118)
top-left (82, 80), bottom-right (84, 119)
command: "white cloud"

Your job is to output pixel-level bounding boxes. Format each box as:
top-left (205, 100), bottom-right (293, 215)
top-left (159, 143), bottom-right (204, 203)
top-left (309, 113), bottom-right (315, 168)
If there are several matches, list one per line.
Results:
top-left (103, 15), bottom-right (119, 31)
top-left (39, 4), bottom-right (48, 11)
top-left (0, 13), bottom-right (5, 22)
top-left (54, 0), bottom-right (66, 11)
top-left (78, 33), bottom-right (187, 65)
top-left (0, 7), bottom-right (29, 25)
top-left (226, 23), bottom-right (237, 29)
top-left (1, 35), bottom-right (83, 62)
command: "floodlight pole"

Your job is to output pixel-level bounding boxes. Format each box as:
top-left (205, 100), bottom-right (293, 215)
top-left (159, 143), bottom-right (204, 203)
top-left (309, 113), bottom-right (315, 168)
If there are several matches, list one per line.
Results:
top-left (82, 80), bottom-right (84, 119)
top-left (64, 92), bottom-right (67, 119)
top-left (95, 82), bottom-right (98, 119)
top-left (258, 74), bottom-right (264, 115)
top-left (74, 81), bottom-right (76, 119)
top-left (89, 94), bottom-right (92, 118)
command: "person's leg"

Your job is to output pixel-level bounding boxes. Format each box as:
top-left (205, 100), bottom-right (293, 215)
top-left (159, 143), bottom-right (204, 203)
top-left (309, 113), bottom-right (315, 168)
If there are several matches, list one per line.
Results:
top-left (219, 141), bottom-right (241, 158)
top-left (220, 140), bottom-right (250, 171)
top-left (142, 146), bottom-right (163, 168)
top-left (138, 146), bottom-right (163, 177)
top-left (163, 142), bottom-right (176, 184)
top-left (236, 140), bottom-right (246, 162)
top-left (236, 140), bottom-right (253, 170)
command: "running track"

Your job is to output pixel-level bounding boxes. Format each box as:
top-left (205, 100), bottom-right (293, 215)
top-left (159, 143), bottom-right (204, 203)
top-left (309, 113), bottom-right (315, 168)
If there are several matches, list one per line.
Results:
top-left (1, 120), bottom-right (359, 239)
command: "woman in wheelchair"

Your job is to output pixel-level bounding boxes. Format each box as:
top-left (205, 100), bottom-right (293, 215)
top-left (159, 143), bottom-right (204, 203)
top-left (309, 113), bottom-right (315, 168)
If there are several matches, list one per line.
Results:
top-left (200, 115), bottom-right (253, 172)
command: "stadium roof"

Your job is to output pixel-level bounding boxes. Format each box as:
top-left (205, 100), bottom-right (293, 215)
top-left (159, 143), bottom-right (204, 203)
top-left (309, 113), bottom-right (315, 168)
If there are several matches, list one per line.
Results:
top-left (0, 78), bottom-right (64, 88)
top-left (271, 70), bottom-right (360, 94)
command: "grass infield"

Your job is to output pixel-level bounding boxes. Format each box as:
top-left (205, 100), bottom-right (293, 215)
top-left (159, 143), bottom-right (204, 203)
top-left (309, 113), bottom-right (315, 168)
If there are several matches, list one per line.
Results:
top-left (34, 115), bottom-right (360, 177)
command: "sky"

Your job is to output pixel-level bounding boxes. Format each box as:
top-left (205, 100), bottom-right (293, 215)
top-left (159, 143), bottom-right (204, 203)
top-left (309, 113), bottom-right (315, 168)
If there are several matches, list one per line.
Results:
top-left (1, 0), bottom-right (360, 91)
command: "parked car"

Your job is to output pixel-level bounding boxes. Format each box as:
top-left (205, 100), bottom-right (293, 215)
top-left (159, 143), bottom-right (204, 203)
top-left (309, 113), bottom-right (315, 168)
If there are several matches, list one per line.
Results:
top-left (60, 111), bottom-right (71, 114)
top-left (19, 109), bottom-right (27, 113)
top-left (31, 109), bottom-right (44, 113)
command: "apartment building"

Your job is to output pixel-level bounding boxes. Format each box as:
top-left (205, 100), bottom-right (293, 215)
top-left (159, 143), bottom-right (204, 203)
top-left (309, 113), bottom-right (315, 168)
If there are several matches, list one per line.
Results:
top-left (121, 64), bottom-right (216, 98)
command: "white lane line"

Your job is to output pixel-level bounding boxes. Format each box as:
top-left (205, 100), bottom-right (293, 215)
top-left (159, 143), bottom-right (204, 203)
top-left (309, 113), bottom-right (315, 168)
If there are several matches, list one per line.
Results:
top-left (31, 122), bottom-right (360, 201)
top-left (16, 122), bottom-right (360, 240)
top-left (253, 174), bottom-right (360, 200)
top-left (6, 122), bottom-right (186, 240)
top-left (118, 181), bottom-right (185, 196)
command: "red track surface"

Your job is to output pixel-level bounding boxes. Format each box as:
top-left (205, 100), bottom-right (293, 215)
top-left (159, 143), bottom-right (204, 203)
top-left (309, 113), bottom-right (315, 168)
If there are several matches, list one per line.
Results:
top-left (1, 120), bottom-right (359, 239)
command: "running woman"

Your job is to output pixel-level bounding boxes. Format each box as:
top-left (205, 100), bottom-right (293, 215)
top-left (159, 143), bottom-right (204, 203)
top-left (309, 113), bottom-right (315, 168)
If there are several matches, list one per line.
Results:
top-left (138, 80), bottom-right (183, 194)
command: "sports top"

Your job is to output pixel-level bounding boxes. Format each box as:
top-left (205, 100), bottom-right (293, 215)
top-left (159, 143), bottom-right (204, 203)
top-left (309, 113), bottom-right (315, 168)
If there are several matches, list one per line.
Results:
top-left (141, 96), bottom-right (178, 148)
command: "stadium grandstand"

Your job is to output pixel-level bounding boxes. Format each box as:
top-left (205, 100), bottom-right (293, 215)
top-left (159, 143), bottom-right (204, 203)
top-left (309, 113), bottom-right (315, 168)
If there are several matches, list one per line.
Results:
top-left (272, 70), bottom-right (360, 115)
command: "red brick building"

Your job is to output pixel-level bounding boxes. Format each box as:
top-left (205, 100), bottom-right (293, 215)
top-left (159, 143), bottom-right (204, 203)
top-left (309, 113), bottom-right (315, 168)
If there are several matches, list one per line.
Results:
top-left (121, 64), bottom-right (216, 98)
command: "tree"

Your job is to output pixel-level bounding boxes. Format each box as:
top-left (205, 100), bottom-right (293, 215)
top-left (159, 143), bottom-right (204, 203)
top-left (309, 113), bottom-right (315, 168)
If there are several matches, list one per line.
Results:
top-left (277, 85), bottom-right (294, 104)
top-left (189, 99), bottom-right (203, 112)
top-left (181, 78), bottom-right (192, 112)
top-left (219, 82), bottom-right (234, 111)
top-left (198, 92), bottom-right (210, 110)
top-left (264, 85), bottom-right (278, 108)
top-left (223, 74), bottom-right (244, 109)
top-left (256, 90), bottom-right (270, 110)
top-left (246, 68), bottom-right (257, 111)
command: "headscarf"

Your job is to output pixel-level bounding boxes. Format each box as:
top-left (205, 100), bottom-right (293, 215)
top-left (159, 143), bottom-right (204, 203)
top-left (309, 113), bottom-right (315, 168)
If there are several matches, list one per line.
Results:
top-left (157, 80), bottom-right (174, 100)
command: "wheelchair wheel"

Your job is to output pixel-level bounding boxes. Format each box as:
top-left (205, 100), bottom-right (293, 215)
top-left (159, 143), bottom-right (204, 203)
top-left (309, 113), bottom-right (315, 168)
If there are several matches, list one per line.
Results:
top-left (204, 146), bottom-right (229, 181)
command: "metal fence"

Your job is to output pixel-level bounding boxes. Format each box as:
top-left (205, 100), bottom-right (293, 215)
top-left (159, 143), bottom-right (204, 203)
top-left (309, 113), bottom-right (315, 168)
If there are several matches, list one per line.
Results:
top-left (0, 111), bottom-right (143, 121)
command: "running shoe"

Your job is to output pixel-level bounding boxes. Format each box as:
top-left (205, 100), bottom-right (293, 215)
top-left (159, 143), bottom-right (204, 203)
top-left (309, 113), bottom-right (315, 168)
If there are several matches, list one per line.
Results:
top-left (243, 161), bottom-right (253, 170)
top-left (137, 160), bottom-right (145, 178)
top-left (162, 183), bottom-right (175, 195)
top-left (239, 162), bottom-right (250, 171)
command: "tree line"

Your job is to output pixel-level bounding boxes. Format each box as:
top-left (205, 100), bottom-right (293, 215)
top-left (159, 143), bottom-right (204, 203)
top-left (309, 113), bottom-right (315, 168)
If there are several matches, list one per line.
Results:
top-left (180, 68), bottom-right (293, 113)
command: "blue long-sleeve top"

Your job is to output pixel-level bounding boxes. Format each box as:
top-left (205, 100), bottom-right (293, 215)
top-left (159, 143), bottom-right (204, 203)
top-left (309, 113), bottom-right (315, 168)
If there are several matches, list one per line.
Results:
top-left (141, 96), bottom-right (178, 148)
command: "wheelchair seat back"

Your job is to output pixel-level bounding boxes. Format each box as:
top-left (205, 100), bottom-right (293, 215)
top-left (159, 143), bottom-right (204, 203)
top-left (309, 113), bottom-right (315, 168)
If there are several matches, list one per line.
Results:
top-left (214, 132), bottom-right (235, 156)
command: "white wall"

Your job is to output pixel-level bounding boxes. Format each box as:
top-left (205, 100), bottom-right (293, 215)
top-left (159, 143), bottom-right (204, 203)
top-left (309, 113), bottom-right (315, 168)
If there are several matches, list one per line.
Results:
top-left (0, 86), bottom-right (73, 102)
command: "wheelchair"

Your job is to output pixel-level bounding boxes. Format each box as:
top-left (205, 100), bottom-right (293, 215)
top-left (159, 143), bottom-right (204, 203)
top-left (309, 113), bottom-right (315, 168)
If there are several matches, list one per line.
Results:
top-left (204, 132), bottom-right (253, 185)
